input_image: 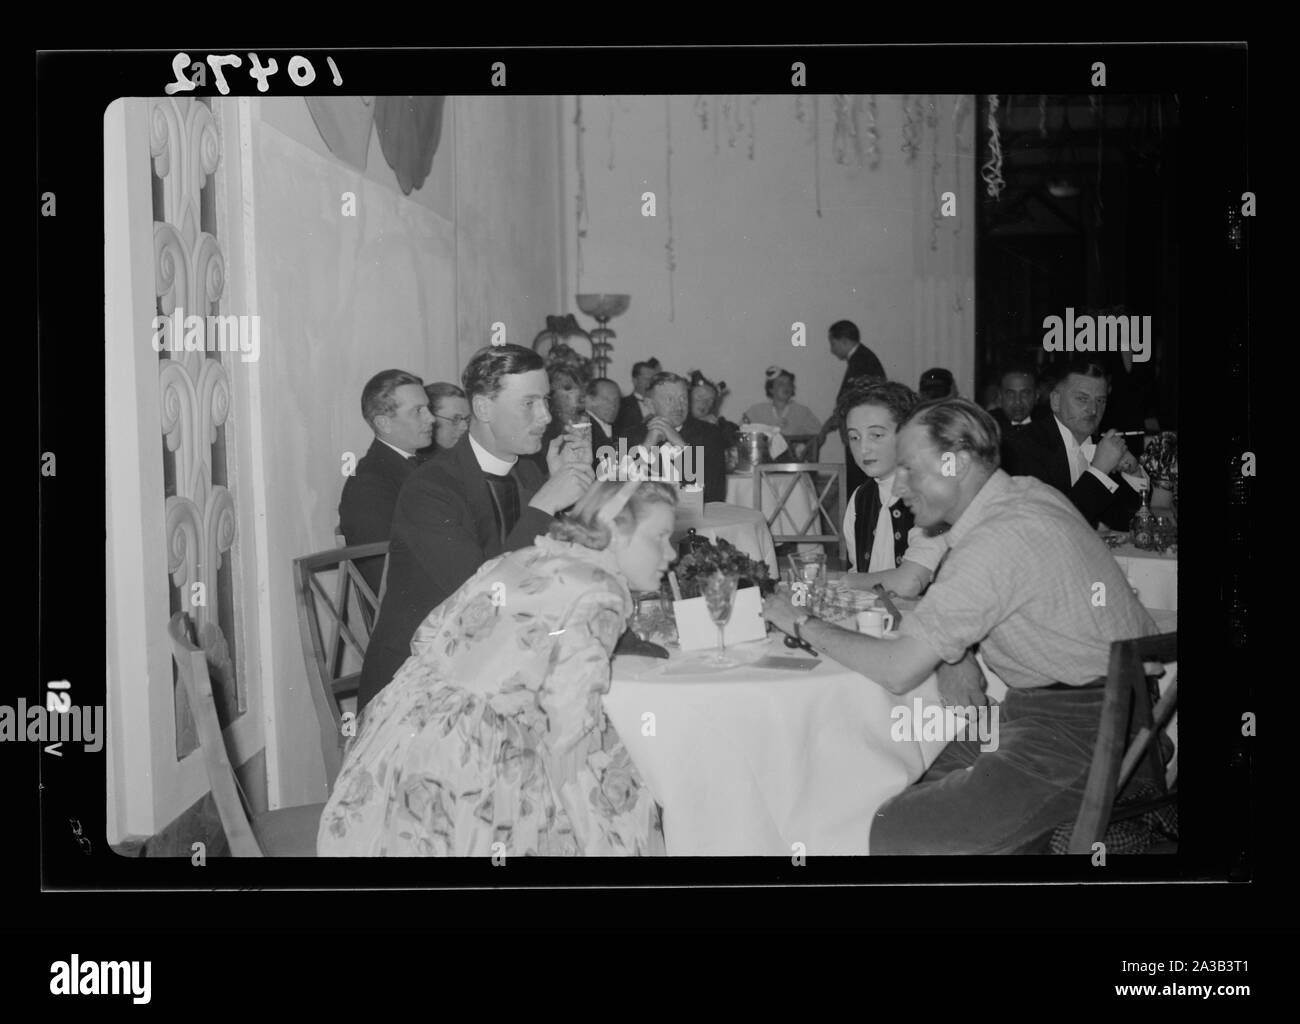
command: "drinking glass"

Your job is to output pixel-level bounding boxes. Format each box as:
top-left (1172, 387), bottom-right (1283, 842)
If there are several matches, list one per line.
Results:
top-left (565, 418), bottom-right (593, 465)
top-left (701, 571), bottom-right (740, 667)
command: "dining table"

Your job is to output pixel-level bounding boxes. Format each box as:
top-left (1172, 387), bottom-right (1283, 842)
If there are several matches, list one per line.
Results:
top-left (1100, 504), bottom-right (1178, 611)
top-left (605, 588), bottom-right (1178, 856)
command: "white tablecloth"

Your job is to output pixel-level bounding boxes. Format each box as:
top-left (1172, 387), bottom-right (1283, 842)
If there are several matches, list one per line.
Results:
top-left (605, 635), bottom-right (947, 855)
top-left (725, 471), bottom-right (821, 545)
top-left (674, 502), bottom-right (779, 578)
top-left (1111, 548), bottom-right (1177, 611)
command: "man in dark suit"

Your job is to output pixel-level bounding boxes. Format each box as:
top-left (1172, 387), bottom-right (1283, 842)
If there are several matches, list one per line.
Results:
top-left (988, 364), bottom-right (1050, 465)
top-left (614, 358), bottom-right (659, 437)
top-left (585, 377), bottom-right (623, 455)
top-left (1003, 358), bottom-right (1145, 530)
top-left (338, 369), bottom-right (434, 595)
top-left (357, 345), bottom-right (595, 711)
top-left (817, 319), bottom-right (887, 498)
top-left (626, 371), bottom-right (726, 503)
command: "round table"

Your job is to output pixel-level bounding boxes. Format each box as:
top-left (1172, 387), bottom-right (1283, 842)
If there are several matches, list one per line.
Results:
top-left (673, 501), bottom-right (779, 578)
top-left (605, 634), bottom-right (947, 856)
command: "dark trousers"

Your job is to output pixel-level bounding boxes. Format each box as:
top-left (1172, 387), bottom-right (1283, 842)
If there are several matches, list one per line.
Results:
top-left (870, 681), bottom-right (1107, 855)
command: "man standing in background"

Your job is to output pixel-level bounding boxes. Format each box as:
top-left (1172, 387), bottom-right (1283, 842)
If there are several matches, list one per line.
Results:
top-left (817, 320), bottom-right (887, 500)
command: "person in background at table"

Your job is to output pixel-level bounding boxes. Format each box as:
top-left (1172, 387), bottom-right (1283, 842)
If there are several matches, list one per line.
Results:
top-left (320, 477), bottom-right (678, 857)
top-left (585, 377), bottom-right (623, 454)
top-left (761, 398), bottom-right (1157, 854)
top-left (626, 371), bottom-right (726, 502)
top-left (688, 371), bottom-right (740, 452)
top-left (838, 381), bottom-right (947, 598)
top-left (338, 369), bottom-right (434, 595)
top-left (817, 320), bottom-right (887, 498)
top-left (614, 357), bottom-right (660, 437)
top-left (418, 381), bottom-right (470, 458)
top-left (1002, 356), bottom-right (1146, 530)
top-left (744, 367), bottom-right (822, 438)
top-left (523, 348), bottom-right (593, 475)
top-left (358, 345), bottom-right (595, 712)
top-left (989, 364), bottom-right (1040, 437)
top-left (918, 367), bottom-right (958, 401)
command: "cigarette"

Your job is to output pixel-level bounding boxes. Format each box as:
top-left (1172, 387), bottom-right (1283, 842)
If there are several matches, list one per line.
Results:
top-left (1118, 430), bottom-right (1146, 436)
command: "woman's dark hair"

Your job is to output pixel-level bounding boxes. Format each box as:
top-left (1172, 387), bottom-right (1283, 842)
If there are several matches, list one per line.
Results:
top-left (548, 480), bottom-right (678, 550)
top-left (836, 379), bottom-right (919, 446)
top-left (462, 345), bottom-right (546, 400)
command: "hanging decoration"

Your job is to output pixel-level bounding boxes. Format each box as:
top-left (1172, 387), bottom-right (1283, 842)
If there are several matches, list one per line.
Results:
top-left (980, 95), bottom-right (1005, 199)
top-left (929, 97), bottom-right (942, 252)
top-left (813, 94), bottom-right (822, 217)
top-left (574, 96), bottom-right (589, 286)
top-left (901, 94), bottom-right (922, 163)
top-left (952, 93), bottom-right (971, 153)
top-left (608, 97), bottom-right (616, 171)
top-left (748, 95), bottom-right (758, 159)
top-left (794, 95), bottom-right (805, 123)
top-left (832, 94), bottom-right (853, 164)
top-left (722, 95), bottom-right (736, 148)
top-left (863, 94), bottom-right (881, 168)
top-left (694, 94), bottom-right (709, 130)
top-left (665, 95), bottom-right (677, 321)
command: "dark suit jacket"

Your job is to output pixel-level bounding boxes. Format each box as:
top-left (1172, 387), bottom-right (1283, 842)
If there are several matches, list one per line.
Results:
top-left (1003, 415), bottom-right (1141, 530)
top-left (615, 393), bottom-right (648, 437)
top-left (843, 343), bottom-right (887, 391)
top-left (357, 433), bottom-right (553, 710)
top-left (627, 417), bottom-right (726, 503)
top-left (337, 439), bottom-right (422, 595)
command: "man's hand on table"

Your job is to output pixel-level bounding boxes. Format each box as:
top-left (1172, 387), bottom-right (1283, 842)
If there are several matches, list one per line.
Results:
top-left (936, 650), bottom-right (988, 709)
top-left (761, 592), bottom-right (800, 636)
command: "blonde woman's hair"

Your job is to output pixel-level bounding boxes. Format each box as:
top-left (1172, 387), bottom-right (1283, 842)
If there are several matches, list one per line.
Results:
top-left (548, 480), bottom-right (678, 550)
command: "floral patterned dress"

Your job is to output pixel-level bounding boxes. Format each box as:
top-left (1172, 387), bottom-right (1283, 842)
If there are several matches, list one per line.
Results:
top-left (318, 536), bottom-right (663, 856)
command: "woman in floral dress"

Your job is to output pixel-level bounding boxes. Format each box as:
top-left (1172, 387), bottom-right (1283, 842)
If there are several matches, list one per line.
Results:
top-left (318, 478), bottom-right (678, 856)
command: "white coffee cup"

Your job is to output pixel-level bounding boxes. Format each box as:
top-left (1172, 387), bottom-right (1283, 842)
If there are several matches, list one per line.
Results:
top-left (856, 608), bottom-right (896, 637)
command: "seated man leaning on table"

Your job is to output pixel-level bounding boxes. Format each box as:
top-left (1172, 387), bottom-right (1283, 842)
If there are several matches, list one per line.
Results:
top-left (1001, 356), bottom-right (1146, 530)
top-left (762, 397), bottom-right (1157, 855)
top-left (625, 371), bottom-right (727, 503)
top-left (838, 380), bottom-right (947, 598)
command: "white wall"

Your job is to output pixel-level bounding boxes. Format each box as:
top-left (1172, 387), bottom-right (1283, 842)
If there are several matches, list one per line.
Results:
top-left (560, 95), bottom-right (974, 463)
top-left (246, 96), bottom-right (562, 806)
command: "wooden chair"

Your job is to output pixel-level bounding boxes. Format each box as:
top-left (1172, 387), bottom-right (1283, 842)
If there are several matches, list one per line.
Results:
top-left (167, 613), bottom-right (324, 856)
top-left (1067, 631), bottom-right (1178, 854)
top-left (754, 462), bottom-right (848, 568)
top-left (292, 540), bottom-right (388, 790)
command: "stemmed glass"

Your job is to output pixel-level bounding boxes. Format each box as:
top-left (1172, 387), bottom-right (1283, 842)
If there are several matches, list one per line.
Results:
top-left (701, 571), bottom-right (740, 667)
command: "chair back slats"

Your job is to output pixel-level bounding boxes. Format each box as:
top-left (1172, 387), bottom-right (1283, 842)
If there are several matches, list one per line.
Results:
top-left (1068, 631), bottom-right (1177, 854)
top-left (754, 462), bottom-right (848, 566)
top-left (292, 541), bottom-right (389, 792)
top-left (167, 613), bottom-right (263, 857)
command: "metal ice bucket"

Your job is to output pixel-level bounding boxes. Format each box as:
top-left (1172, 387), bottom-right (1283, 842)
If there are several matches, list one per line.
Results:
top-left (733, 431), bottom-right (770, 472)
